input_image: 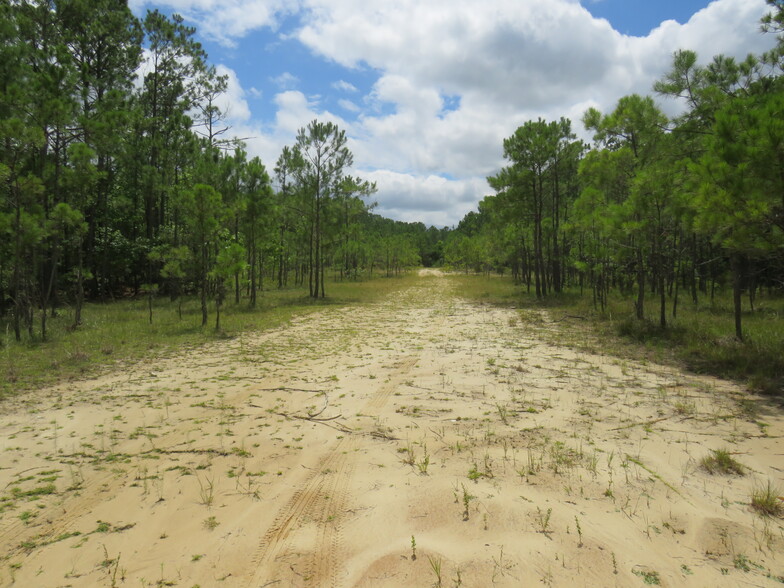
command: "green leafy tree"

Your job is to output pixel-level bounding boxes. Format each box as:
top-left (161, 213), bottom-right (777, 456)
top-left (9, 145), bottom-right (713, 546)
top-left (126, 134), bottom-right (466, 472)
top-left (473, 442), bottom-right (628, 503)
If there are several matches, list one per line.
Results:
top-left (273, 145), bottom-right (304, 289)
top-left (148, 244), bottom-right (190, 319)
top-left (334, 175), bottom-right (376, 280)
top-left (57, 0), bottom-right (142, 298)
top-left (583, 95), bottom-right (668, 320)
top-left (690, 90), bottom-right (784, 339)
top-left (211, 241), bottom-right (247, 331)
top-left (291, 120), bottom-right (353, 298)
top-left (242, 156), bottom-right (273, 307)
top-left (489, 118), bottom-right (581, 296)
top-left (181, 183), bottom-right (224, 327)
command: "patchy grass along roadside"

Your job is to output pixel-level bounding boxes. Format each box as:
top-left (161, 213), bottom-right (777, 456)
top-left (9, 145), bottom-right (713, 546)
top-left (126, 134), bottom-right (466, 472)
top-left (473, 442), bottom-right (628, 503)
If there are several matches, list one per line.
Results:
top-left (448, 273), bottom-right (784, 397)
top-left (1, 274), bottom-right (417, 399)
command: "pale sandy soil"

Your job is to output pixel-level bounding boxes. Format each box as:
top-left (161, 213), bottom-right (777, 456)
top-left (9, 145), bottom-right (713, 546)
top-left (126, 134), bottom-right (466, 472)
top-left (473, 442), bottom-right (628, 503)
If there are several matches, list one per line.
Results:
top-left (1, 272), bottom-right (783, 587)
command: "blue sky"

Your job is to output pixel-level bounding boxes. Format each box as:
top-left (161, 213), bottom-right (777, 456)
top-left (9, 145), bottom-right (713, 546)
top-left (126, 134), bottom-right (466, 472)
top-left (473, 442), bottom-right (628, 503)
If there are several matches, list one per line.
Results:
top-left (583, 0), bottom-right (722, 36)
top-left (129, 0), bottom-right (773, 227)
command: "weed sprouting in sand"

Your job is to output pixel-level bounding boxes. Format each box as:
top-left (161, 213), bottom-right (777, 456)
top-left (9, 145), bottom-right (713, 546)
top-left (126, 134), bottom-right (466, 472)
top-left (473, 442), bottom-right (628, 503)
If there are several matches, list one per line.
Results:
top-left (417, 443), bottom-right (431, 475)
top-left (496, 403), bottom-right (509, 425)
top-left (734, 554), bottom-right (753, 572)
top-left (491, 546), bottom-right (514, 583)
top-left (483, 451), bottom-right (494, 478)
top-left (632, 568), bottom-right (661, 585)
top-left (202, 516), bottom-right (219, 530)
top-left (235, 470), bottom-right (261, 500)
top-left (549, 441), bottom-right (578, 475)
top-left (586, 450), bottom-right (599, 477)
top-left (461, 484), bottom-right (475, 521)
top-left (100, 545), bottom-right (122, 588)
top-left (750, 480), bottom-right (783, 517)
top-left (535, 506), bottom-right (552, 535)
top-left (428, 555), bottom-right (443, 587)
top-left (195, 470), bottom-right (215, 507)
top-left (700, 448), bottom-right (745, 476)
top-left (399, 442), bottom-right (416, 466)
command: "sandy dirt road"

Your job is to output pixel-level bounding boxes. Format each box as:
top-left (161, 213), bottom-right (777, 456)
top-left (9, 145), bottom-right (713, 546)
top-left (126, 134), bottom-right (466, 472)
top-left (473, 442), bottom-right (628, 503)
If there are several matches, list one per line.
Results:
top-left (0, 271), bottom-right (782, 587)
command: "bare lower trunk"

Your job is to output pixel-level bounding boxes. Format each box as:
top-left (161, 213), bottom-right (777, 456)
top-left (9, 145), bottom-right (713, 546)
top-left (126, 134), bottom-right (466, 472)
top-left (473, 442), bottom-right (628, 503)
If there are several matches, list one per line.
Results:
top-left (635, 248), bottom-right (645, 321)
top-left (731, 253), bottom-right (744, 341)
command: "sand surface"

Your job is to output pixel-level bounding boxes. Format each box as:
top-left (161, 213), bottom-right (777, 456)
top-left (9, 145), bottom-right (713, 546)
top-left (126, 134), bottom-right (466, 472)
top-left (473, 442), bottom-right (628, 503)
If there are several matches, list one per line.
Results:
top-left (1, 271), bottom-right (783, 587)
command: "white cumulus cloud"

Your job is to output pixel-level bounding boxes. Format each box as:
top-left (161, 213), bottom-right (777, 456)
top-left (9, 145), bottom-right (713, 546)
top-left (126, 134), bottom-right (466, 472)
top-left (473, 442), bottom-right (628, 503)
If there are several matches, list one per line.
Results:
top-left (131, 0), bottom-right (775, 226)
top-left (130, 0), bottom-right (302, 45)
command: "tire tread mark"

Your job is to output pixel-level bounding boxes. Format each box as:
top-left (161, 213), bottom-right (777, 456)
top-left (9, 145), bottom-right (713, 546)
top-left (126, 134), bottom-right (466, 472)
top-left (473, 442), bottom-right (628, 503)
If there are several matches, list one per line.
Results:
top-left (247, 353), bottom-right (419, 587)
top-left (248, 440), bottom-right (348, 586)
top-left (303, 443), bottom-right (356, 587)
top-left (365, 356), bottom-right (418, 412)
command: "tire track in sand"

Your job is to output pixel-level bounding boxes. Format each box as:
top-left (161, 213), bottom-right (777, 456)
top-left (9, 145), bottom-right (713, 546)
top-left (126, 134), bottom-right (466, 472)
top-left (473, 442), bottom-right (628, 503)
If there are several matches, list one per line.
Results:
top-left (247, 355), bottom-right (418, 587)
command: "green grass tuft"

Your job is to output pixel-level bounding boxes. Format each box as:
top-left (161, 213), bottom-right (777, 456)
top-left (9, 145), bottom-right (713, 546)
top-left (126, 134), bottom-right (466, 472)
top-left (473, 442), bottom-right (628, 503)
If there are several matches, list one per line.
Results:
top-left (700, 449), bottom-right (745, 476)
top-left (750, 480), bottom-right (784, 517)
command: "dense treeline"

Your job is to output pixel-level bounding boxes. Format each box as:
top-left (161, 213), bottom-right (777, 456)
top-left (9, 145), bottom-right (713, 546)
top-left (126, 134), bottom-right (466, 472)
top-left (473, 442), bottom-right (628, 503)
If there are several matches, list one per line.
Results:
top-left (447, 0), bottom-right (784, 342)
top-left (5, 0), bottom-right (780, 351)
top-left (0, 0), bottom-right (434, 341)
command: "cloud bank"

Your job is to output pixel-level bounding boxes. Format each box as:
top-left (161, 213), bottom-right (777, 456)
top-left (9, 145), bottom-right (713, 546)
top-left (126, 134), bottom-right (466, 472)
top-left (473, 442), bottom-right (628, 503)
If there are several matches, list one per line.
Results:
top-left (132, 0), bottom-right (773, 226)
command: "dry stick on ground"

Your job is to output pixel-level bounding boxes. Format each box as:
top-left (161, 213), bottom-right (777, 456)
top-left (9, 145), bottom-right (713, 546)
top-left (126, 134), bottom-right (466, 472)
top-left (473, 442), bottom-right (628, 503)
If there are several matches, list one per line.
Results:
top-left (369, 430), bottom-right (400, 441)
top-left (307, 392), bottom-right (329, 418)
top-left (252, 385), bottom-right (327, 393)
top-left (142, 447), bottom-right (233, 457)
top-left (267, 410), bottom-right (353, 434)
top-left (406, 384), bottom-right (437, 392)
top-left (249, 391), bottom-right (354, 434)
top-left (610, 417), bottom-right (670, 431)
top-left (610, 414), bottom-right (699, 432)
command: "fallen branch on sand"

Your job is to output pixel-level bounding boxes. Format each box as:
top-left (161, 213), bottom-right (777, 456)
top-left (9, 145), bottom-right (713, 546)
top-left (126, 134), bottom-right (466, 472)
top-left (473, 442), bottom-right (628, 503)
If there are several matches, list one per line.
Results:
top-left (252, 386), bottom-right (327, 393)
top-left (307, 391), bottom-right (329, 418)
top-left (610, 414), bottom-right (698, 431)
top-left (249, 391), bottom-right (353, 433)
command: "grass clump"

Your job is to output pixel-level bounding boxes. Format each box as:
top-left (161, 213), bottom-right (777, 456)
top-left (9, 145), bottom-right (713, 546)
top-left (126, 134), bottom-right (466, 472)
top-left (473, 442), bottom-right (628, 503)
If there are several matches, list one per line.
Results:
top-left (700, 449), bottom-right (745, 476)
top-left (445, 273), bottom-right (521, 307)
top-left (10, 484), bottom-right (56, 500)
top-left (750, 480), bottom-right (784, 517)
top-left (202, 516), bottom-right (220, 531)
top-left (632, 568), bottom-right (661, 585)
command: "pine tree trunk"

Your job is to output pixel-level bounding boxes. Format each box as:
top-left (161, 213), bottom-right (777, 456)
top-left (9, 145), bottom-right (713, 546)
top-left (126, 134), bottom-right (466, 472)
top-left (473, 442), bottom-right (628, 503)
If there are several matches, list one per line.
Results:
top-left (731, 253), bottom-right (744, 341)
top-left (636, 247), bottom-right (645, 321)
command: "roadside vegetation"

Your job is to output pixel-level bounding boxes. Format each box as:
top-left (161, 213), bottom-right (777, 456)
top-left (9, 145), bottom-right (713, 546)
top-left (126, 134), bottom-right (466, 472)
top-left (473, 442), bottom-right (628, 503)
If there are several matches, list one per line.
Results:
top-left (2, 1), bottom-right (782, 399)
top-left (451, 273), bottom-right (784, 395)
top-left (1, 273), bottom-right (418, 399)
